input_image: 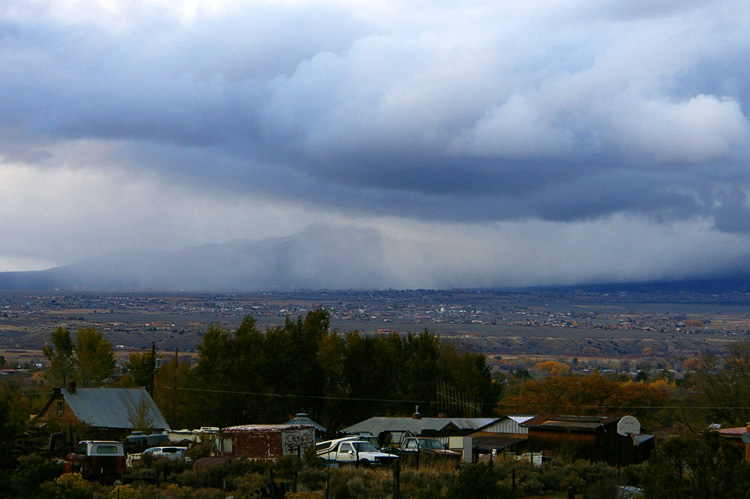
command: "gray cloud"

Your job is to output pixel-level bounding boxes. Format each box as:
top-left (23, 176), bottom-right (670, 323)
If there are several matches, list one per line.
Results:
top-left (2, 0), bottom-right (750, 284)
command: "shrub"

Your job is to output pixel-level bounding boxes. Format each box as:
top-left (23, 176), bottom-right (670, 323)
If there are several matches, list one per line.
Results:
top-left (38, 473), bottom-right (97, 499)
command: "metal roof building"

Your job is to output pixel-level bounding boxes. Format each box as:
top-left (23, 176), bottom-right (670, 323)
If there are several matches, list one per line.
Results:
top-left (37, 383), bottom-right (169, 433)
top-left (285, 412), bottom-right (327, 439)
top-left (341, 416), bottom-right (501, 439)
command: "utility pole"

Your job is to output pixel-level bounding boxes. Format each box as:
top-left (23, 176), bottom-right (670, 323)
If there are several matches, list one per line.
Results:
top-left (172, 347), bottom-right (178, 429)
top-left (149, 342), bottom-right (156, 396)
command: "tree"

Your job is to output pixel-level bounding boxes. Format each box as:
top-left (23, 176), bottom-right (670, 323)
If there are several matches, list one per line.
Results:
top-left (127, 397), bottom-right (155, 434)
top-left (182, 310), bottom-right (503, 430)
top-left (439, 340), bottom-right (501, 416)
top-left (644, 431), bottom-right (750, 499)
top-left (689, 340), bottom-right (750, 427)
top-left (185, 316), bottom-right (268, 427)
top-left (122, 352), bottom-right (158, 388)
top-left (152, 349), bottom-right (192, 429)
top-left (533, 360), bottom-right (571, 376)
top-left (74, 327), bottom-right (115, 387)
top-left (42, 326), bottom-right (76, 387)
top-left (500, 373), bottom-right (667, 428)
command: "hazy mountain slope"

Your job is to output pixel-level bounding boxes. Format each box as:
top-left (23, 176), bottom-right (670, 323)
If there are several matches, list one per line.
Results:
top-left (2, 224), bottom-right (750, 293)
top-left (0, 225), bottom-right (387, 291)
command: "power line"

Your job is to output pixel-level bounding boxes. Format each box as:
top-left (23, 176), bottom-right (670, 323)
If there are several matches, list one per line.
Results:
top-left (497, 403), bottom-right (750, 411)
top-left (159, 385), bottom-right (436, 404)
top-left (159, 385), bottom-right (750, 411)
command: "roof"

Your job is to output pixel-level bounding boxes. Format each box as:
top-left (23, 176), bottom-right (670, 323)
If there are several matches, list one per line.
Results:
top-left (221, 424), bottom-right (313, 433)
top-left (507, 416), bottom-right (535, 425)
top-left (285, 413), bottom-right (327, 432)
top-left (341, 416), bottom-right (500, 437)
top-left (522, 415), bottom-right (620, 432)
top-left (632, 434), bottom-right (654, 446)
top-left (51, 387), bottom-right (169, 430)
top-left (716, 426), bottom-right (747, 435)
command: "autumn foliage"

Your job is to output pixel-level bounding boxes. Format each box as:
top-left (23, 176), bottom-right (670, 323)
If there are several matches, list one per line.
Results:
top-left (532, 360), bottom-right (570, 376)
top-left (499, 373), bottom-right (667, 426)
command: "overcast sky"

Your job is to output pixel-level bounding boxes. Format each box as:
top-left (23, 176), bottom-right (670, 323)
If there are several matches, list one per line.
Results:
top-left (1, 0), bottom-right (750, 288)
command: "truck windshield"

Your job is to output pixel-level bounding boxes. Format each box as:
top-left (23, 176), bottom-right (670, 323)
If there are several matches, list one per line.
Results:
top-left (420, 439), bottom-right (445, 450)
top-left (352, 442), bottom-right (379, 453)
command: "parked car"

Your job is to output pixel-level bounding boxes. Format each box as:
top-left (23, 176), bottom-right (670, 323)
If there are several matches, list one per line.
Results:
top-left (129, 446), bottom-right (190, 467)
top-left (389, 437), bottom-right (461, 464)
top-left (317, 437), bottom-right (398, 467)
top-left (144, 446), bottom-right (190, 462)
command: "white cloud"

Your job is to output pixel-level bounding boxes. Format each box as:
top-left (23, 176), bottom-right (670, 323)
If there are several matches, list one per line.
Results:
top-left (613, 94), bottom-right (750, 163)
top-left (448, 94), bottom-right (576, 158)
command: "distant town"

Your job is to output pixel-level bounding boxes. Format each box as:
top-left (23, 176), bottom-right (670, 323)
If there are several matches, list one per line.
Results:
top-left (3, 288), bottom-right (750, 378)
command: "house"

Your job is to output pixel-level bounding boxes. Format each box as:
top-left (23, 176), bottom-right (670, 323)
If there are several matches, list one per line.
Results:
top-left (479, 415), bottom-right (534, 434)
top-left (341, 414), bottom-right (507, 462)
top-left (521, 414), bottom-right (653, 466)
top-left (469, 415), bottom-right (534, 460)
top-left (341, 415), bottom-right (502, 444)
top-left (36, 382), bottom-right (169, 449)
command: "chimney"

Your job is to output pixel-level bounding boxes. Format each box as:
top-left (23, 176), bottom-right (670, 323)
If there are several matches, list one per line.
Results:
top-left (67, 381), bottom-right (76, 394)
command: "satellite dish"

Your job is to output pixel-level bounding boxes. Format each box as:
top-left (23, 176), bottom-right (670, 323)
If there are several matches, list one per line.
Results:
top-left (617, 416), bottom-right (641, 437)
top-left (742, 432), bottom-right (750, 445)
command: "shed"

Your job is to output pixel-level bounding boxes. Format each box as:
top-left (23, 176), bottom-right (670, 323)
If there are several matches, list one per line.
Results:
top-left (285, 413), bottom-right (327, 440)
top-left (714, 424), bottom-right (750, 461)
top-left (522, 414), bottom-right (653, 465)
top-left (215, 424), bottom-right (315, 459)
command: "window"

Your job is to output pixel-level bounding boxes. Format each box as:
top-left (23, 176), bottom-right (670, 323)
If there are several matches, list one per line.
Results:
top-left (95, 445), bottom-right (119, 454)
top-left (56, 400), bottom-right (64, 416)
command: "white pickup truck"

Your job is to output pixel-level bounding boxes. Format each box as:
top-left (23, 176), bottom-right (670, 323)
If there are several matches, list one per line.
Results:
top-left (316, 437), bottom-right (398, 467)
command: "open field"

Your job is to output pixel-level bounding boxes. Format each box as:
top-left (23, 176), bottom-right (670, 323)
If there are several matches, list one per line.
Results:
top-left (2, 290), bottom-right (749, 371)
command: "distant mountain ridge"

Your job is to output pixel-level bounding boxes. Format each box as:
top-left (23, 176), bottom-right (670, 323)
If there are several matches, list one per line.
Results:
top-left (542, 275), bottom-right (750, 297)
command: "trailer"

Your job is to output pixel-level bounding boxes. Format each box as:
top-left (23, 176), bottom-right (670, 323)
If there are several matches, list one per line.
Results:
top-left (212, 424), bottom-right (315, 460)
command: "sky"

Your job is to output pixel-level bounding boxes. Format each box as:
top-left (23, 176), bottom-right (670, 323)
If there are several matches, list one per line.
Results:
top-left (1, 0), bottom-right (750, 288)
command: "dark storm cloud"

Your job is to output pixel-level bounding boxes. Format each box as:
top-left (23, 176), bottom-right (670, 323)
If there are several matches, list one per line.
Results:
top-left (1, 0), bottom-right (750, 232)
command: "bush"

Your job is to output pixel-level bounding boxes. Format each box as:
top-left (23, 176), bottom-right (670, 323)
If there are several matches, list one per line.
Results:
top-left (4, 453), bottom-right (61, 497)
top-left (445, 463), bottom-right (500, 499)
top-left (38, 473), bottom-right (97, 499)
top-left (185, 439), bottom-right (212, 462)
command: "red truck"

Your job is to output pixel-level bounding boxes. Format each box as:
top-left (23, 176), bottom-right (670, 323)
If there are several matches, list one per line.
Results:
top-left (63, 440), bottom-right (126, 483)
